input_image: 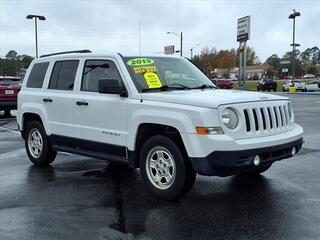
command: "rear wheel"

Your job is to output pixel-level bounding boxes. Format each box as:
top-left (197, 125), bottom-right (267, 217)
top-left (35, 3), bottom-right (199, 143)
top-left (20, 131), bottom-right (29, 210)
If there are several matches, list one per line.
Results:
top-left (139, 135), bottom-right (196, 200)
top-left (25, 121), bottom-right (57, 166)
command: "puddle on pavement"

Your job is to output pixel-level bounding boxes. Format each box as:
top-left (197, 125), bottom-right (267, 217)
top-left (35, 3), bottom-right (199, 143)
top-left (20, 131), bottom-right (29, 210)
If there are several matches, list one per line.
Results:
top-left (82, 164), bottom-right (130, 234)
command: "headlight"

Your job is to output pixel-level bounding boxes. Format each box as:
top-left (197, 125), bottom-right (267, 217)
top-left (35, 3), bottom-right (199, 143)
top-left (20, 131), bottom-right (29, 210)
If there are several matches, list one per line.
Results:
top-left (222, 108), bottom-right (238, 129)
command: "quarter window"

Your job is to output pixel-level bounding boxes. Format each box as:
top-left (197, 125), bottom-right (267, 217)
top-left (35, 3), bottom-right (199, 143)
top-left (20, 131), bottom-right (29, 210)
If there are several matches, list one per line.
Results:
top-left (26, 62), bottom-right (49, 88)
top-left (49, 60), bottom-right (79, 90)
top-left (81, 60), bottom-right (122, 92)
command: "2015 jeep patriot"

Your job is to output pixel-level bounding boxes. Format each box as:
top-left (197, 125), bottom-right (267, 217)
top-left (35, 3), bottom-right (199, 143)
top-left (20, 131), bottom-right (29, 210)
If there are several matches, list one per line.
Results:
top-left (17, 50), bottom-right (303, 200)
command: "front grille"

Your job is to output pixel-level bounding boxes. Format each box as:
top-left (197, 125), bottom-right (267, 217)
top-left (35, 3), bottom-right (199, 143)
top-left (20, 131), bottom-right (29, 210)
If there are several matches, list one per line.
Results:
top-left (243, 103), bottom-right (291, 133)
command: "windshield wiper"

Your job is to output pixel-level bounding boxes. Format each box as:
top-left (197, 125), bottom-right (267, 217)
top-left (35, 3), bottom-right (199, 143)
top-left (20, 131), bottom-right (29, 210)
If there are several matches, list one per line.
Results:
top-left (190, 84), bottom-right (216, 90)
top-left (142, 83), bottom-right (191, 92)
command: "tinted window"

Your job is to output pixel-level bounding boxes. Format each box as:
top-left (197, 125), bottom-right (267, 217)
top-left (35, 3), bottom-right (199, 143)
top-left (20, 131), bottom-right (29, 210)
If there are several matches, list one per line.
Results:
top-left (26, 62), bottom-right (49, 88)
top-left (49, 60), bottom-right (79, 90)
top-left (81, 60), bottom-right (122, 92)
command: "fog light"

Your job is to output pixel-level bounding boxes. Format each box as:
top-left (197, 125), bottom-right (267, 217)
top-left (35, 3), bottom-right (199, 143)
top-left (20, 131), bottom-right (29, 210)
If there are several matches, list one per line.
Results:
top-left (291, 147), bottom-right (297, 156)
top-left (253, 155), bottom-right (261, 166)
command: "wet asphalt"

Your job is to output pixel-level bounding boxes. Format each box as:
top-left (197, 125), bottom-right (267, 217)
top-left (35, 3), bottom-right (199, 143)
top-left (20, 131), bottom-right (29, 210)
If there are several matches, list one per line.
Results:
top-left (0, 93), bottom-right (319, 240)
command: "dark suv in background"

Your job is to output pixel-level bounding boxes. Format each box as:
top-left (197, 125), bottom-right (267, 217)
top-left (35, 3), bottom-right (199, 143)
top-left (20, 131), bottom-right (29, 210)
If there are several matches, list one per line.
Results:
top-left (0, 76), bottom-right (22, 116)
top-left (257, 78), bottom-right (277, 91)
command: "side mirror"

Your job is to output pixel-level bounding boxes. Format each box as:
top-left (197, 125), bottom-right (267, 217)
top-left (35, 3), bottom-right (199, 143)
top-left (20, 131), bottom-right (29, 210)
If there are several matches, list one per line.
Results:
top-left (98, 79), bottom-right (128, 97)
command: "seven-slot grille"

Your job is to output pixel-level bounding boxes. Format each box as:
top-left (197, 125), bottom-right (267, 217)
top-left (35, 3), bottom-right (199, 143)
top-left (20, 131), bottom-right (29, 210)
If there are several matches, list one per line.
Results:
top-left (243, 103), bottom-right (292, 133)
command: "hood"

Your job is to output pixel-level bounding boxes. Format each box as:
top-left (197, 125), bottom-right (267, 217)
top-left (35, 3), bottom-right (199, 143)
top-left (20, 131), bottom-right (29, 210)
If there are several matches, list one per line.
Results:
top-left (141, 89), bottom-right (288, 108)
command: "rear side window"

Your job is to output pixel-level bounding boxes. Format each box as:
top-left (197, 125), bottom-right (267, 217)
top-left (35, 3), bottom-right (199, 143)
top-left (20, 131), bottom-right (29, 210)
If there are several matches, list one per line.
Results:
top-left (49, 60), bottom-right (79, 90)
top-left (81, 60), bottom-right (122, 92)
top-left (26, 62), bottom-right (49, 88)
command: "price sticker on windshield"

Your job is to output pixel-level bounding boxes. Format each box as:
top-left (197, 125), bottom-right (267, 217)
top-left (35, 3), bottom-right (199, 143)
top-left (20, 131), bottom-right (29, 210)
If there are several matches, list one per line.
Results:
top-left (127, 58), bottom-right (154, 66)
top-left (144, 72), bottom-right (162, 89)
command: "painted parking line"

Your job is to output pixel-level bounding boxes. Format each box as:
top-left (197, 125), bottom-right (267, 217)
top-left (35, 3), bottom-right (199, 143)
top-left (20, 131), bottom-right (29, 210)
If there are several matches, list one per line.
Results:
top-left (0, 125), bottom-right (20, 134)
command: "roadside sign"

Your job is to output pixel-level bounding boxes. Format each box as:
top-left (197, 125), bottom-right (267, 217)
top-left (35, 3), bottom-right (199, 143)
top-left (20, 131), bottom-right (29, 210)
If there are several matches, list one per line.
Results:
top-left (164, 45), bottom-right (175, 54)
top-left (282, 68), bottom-right (289, 73)
top-left (237, 16), bottom-right (250, 42)
top-left (280, 60), bottom-right (291, 65)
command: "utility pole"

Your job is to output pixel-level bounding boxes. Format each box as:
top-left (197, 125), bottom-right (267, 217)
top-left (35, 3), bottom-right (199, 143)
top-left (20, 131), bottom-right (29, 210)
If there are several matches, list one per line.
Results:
top-left (190, 43), bottom-right (200, 59)
top-left (167, 31), bottom-right (183, 57)
top-left (139, 20), bottom-right (141, 56)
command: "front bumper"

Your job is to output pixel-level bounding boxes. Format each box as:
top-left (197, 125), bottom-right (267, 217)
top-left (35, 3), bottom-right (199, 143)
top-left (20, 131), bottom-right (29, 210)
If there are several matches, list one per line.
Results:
top-left (190, 138), bottom-right (303, 176)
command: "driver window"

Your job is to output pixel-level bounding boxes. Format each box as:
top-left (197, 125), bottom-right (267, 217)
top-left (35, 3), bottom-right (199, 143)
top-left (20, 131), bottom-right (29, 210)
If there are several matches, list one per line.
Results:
top-left (81, 60), bottom-right (122, 92)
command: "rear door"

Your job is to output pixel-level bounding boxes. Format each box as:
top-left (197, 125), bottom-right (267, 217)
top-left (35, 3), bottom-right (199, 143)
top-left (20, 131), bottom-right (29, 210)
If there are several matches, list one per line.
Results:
top-left (43, 60), bottom-right (79, 139)
top-left (73, 58), bottom-right (128, 159)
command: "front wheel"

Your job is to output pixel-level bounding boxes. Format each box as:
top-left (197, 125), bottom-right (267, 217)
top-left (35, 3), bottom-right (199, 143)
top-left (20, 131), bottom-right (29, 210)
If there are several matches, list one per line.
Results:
top-left (25, 121), bottom-right (57, 166)
top-left (139, 135), bottom-right (196, 200)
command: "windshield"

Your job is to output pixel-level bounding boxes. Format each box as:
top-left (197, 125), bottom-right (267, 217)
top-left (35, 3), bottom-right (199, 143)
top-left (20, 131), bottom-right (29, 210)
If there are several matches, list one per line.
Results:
top-left (123, 56), bottom-right (215, 92)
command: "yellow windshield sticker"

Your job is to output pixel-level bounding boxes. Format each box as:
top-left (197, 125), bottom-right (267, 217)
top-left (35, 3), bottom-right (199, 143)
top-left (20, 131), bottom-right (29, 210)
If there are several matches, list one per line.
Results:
top-left (133, 65), bottom-right (158, 74)
top-left (144, 72), bottom-right (162, 89)
top-left (127, 58), bottom-right (154, 66)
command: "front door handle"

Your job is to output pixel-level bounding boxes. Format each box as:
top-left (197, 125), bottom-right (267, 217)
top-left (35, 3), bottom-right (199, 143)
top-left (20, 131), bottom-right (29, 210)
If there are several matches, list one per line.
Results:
top-left (43, 97), bottom-right (53, 103)
top-left (76, 101), bottom-right (88, 106)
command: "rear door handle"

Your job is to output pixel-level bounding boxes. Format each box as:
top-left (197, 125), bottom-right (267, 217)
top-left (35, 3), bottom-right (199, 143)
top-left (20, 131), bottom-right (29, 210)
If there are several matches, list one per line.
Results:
top-left (76, 101), bottom-right (88, 106)
top-left (43, 97), bottom-right (53, 103)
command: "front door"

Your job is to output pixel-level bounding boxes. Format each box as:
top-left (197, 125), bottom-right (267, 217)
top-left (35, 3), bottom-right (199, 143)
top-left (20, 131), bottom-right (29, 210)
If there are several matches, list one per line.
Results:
top-left (74, 59), bottom-right (128, 159)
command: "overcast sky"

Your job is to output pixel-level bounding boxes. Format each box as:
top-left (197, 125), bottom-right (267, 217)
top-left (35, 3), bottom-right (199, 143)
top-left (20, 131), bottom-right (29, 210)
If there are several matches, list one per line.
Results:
top-left (0, 0), bottom-right (319, 61)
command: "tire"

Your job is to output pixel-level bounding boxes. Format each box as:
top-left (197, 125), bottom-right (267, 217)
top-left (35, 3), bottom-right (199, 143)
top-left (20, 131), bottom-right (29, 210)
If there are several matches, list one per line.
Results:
top-left (274, 88), bottom-right (277, 92)
top-left (139, 135), bottom-right (196, 200)
top-left (282, 87), bottom-right (286, 92)
top-left (25, 121), bottom-right (57, 166)
top-left (242, 164), bottom-right (272, 175)
top-left (4, 110), bottom-right (11, 116)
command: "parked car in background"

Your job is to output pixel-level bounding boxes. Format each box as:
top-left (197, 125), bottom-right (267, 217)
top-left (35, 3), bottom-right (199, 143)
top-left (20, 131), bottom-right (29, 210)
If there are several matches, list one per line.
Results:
top-left (303, 74), bottom-right (316, 79)
top-left (283, 76), bottom-right (292, 80)
top-left (257, 78), bottom-right (277, 91)
top-left (305, 80), bottom-right (320, 92)
top-left (283, 79), bottom-right (306, 92)
top-left (0, 76), bottom-right (22, 116)
top-left (211, 79), bottom-right (233, 89)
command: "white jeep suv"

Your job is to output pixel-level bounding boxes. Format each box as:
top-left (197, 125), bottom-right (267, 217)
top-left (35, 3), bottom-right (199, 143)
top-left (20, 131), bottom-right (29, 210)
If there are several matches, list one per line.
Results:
top-left (17, 50), bottom-right (303, 200)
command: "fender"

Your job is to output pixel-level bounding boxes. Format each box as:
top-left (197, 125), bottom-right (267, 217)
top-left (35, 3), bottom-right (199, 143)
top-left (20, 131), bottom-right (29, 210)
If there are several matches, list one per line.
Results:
top-left (20, 102), bottom-right (51, 135)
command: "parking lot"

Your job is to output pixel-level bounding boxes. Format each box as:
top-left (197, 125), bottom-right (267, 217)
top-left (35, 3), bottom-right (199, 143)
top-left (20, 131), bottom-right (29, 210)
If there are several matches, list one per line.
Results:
top-left (0, 93), bottom-right (319, 240)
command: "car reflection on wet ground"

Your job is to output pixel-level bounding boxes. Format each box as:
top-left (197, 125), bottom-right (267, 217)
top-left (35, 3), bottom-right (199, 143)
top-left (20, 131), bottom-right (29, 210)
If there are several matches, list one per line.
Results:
top-left (1, 93), bottom-right (320, 240)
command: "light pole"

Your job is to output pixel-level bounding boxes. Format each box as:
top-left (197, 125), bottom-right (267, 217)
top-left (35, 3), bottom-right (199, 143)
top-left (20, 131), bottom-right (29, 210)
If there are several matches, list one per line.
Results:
top-left (26, 14), bottom-right (46, 58)
top-left (288, 9), bottom-right (300, 80)
top-left (167, 31), bottom-right (183, 57)
top-left (190, 43), bottom-right (200, 59)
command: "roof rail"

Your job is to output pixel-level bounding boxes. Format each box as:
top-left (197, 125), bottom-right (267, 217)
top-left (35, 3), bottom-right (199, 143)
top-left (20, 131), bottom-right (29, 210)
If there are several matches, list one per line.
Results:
top-left (40, 49), bottom-right (92, 58)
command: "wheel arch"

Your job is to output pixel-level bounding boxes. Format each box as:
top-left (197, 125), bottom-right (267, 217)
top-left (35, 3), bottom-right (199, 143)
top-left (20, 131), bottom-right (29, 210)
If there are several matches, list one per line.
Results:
top-left (21, 112), bottom-right (49, 139)
top-left (129, 123), bottom-right (189, 168)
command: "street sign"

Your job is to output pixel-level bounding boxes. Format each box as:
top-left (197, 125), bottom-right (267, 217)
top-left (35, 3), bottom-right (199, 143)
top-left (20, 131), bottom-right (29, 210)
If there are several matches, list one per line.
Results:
top-left (164, 45), bottom-right (175, 54)
top-left (237, 16), bottom-right (250, 42)
top-left (282, 68), bottom-right (289, 73)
